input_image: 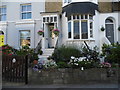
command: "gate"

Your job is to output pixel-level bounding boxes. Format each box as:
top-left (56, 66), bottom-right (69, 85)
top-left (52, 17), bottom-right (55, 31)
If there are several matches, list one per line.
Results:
top-left (2, 55), bottom-right (28, 84)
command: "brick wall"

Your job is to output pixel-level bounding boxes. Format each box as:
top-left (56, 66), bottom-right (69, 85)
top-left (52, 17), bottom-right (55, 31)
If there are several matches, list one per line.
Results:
top-left (98, 2), bottom-right (120, 13)
top-left (45, 0), bottom-right (62, 12)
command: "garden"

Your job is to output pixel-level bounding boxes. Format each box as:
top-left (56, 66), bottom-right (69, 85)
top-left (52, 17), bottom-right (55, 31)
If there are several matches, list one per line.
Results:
top-left (1, 43), bottom-right (119, 84)
top-left (1, 43), bottom-right (120, 70)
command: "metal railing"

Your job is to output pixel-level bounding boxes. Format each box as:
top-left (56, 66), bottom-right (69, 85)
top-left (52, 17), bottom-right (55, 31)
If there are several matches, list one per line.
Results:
top-left (35, 39), bottom-right (42, 53)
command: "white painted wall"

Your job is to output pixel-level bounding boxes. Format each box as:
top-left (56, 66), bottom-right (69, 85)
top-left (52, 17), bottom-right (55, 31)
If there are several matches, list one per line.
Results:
top-left (0, 1), bottom-right (45, 49)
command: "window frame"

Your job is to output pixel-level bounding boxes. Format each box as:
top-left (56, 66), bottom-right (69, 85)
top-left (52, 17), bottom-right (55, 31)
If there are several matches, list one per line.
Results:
top-left (0, 6), bottom-right (7, 21)
top-left (20, 4), bottom-right (32, 20)
top-left (67, 14), bottom-right (94, 40)
top-left (19, 30), bottom-right (31, 47)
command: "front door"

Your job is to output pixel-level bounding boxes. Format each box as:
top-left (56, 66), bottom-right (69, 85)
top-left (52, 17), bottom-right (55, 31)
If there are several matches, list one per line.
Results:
top-left (105, 24), bottom-right (114, 44)
top-left (48, 23), bottom-right (55, 48)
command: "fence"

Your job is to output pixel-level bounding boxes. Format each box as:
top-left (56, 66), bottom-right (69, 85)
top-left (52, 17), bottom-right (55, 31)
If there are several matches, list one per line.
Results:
top-left (2, 55), bottom-right (28, 84)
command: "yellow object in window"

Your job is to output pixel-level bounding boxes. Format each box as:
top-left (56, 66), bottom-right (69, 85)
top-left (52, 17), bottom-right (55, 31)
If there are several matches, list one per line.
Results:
top-left (0, 35), bottom-right (4, 47)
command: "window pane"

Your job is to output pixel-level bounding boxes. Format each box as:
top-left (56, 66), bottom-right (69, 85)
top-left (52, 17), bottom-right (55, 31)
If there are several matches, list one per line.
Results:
top-left (73, 15), bottom-right (76, 19)
top-left (22, 5), bottom-right (26, 12)
top-left (54, 17), bottom-right (57, 22)
top-left (20, 31), bottom-right (30, 46)
top-left (27, 5), bottom-right (31, 11)
top-left (105, 19), bottom-right (113, 23)
top-left (47, 17), bottom-right (49, 22)
top-left (81, 21), bottom-right (88, 39)
top-left (50, 17), bottom-right (53, 22)
top-left (85, 15), bottom-right (88, 19)
top-left (22, 13), bottom-right (26, 19)
top-left (68, 16), bottom-right (71, 21)
top-left (27, 12), bottom-right (31, 19)
top-left (89, 15), bottom-right (93, 19)
top-left (43, 17), bottom-right (46, 22)
top-left (90, 22), bottom-right (93, 29)
top-left (74, 21), bottom-right (80, 39)
top-left (68, 22), bottom-right (71, 38)
top-left (1, 15), bottom-right (6, 21)
top-left (81, 15), bottom-right (84, 19)
top-left (21, 4), bottom-right (31, 19)
top-left (1, 8), bottom-right (6, 14)
top-left (77, 15), bottom-right (79, 19)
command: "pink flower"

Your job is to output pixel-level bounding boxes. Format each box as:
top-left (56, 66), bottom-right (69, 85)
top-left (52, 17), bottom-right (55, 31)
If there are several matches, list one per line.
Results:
top-left (53, 29), bottom-right (59, 32)
top-left (102, 62), bottom-right (111, 68)
top-left (38, 30), bottom-right (44, 33)
top-left (8, 53), bottom-right (12, 56)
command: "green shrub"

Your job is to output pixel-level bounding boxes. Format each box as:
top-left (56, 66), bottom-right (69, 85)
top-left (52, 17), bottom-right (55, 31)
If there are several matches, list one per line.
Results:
top-left (57, 61), bottom-right (70, 68)
top-left (102, 43), bottom-right (120, 63)
top-left (51, 45), bottom-right (82, 63)
top-left (78, 61), bottom-right (95, 69)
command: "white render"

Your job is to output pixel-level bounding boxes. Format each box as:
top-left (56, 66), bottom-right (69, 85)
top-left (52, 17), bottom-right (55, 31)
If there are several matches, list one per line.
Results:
top-left (0, 0), bottom-right (120, 54)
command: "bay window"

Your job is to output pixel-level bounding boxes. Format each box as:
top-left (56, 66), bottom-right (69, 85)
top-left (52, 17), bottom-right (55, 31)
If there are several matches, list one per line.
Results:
top-left (67, 14), bottom-right (93, 39)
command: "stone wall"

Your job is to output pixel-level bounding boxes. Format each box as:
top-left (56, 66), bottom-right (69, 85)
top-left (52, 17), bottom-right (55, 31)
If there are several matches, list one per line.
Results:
top-left (28, 68), bottom-right (119, 85)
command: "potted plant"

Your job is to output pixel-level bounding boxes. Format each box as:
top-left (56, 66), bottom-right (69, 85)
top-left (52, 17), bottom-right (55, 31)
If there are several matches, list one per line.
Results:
top-left (53, 29), bottom-right (59, 36)
top-left (32, 53), bottom-right (39, 64)
top-left (101, 26), bottom-right (105, 31)
top-left (37, 30), bottom-right (44, 35)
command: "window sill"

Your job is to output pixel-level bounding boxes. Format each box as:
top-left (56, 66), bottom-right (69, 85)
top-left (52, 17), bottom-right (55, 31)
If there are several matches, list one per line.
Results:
top-left (67, 39), bottom-right (95, 41)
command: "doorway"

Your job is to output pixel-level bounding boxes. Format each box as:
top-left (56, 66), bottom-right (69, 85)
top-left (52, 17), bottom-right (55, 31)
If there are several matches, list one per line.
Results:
top-left (47, 23), bottom-right (56, 48)
top-left (105, 18), bottom-right (114, 44)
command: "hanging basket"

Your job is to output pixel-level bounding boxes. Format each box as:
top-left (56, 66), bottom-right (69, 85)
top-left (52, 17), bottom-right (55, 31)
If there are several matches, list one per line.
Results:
top-left (101, 27), bottom-right (105, 31)
top-left (38, 30), bottom-right (44, 35)
top-left (118, 26), bottom-right (120, 31)
top-left (53, 29), bottom-right (59, 36)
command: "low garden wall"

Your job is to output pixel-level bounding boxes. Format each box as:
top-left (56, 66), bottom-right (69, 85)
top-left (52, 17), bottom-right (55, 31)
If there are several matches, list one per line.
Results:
top-left (28, 68), bottom-right (119, 85)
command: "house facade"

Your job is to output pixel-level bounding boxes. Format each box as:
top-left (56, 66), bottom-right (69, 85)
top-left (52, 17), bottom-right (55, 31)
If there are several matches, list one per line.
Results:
top-left (0, 0), bottom-right (120, 56)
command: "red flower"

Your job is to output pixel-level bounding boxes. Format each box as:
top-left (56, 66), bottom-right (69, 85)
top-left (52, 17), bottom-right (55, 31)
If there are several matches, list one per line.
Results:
top-left (8, 53), bottom-right (12, 56)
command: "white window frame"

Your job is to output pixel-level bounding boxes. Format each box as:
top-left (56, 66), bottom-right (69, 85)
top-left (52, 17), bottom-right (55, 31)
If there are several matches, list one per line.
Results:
top-left (20, 3), bottom-right (32, 20)
top-left (67, 14), bottom-right (94, 40)
top-left (0, 6), bottom-right (6, 21)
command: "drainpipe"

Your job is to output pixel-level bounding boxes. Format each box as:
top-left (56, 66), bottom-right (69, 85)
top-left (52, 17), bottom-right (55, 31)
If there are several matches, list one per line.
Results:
top-left (34, 20), bottom-right (36, 48)
top-left (6, 22), bottom-right (8, 44)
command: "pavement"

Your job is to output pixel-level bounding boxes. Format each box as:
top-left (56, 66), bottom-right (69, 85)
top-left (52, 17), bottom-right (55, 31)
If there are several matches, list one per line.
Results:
top-left (1, 83), bottom-right (120, 90)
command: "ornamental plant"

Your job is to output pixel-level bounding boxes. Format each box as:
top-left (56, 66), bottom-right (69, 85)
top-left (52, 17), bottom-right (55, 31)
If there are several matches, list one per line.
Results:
top-left (0, 44), bottom-right (14, 56)
top-left (37, 30), bottom-right (44, 35)
top-left (118, 26), bottom-right (120, 31)
top-left (53, 29), bottom-right (59, 36)
top-left (101, 26), bottom-right (105, 31)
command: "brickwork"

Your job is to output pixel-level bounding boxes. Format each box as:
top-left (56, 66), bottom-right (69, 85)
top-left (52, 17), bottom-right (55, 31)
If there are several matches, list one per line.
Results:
top-left (45, 0), bottom-right (62, 12)
top-left (98, 2), bottom-right (120, 13)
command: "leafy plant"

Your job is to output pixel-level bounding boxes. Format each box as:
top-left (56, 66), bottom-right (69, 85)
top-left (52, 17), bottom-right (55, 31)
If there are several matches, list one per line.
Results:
top-left (16, 45), bottom-right (34, 55)
top-left (56, 61), bottom-right (70, 68)
top-left (101, 43), bottom-right (120, 63)
top-left (51, 45), bottom-right (82, 63)
top-left (1, 44), bottom-right (14, 55)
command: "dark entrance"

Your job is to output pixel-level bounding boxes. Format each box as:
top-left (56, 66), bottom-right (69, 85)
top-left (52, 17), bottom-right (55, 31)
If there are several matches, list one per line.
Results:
top-left (2, 55), bottom-right (28, 84)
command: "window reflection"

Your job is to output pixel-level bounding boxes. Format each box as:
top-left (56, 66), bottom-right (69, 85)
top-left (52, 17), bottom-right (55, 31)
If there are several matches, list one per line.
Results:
top-left (20, 31), bottom-right (30, 46)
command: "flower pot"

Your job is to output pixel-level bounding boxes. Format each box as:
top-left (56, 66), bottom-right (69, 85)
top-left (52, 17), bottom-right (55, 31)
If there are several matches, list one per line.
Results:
top-left (33, 60), bottom-right (38, 64)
